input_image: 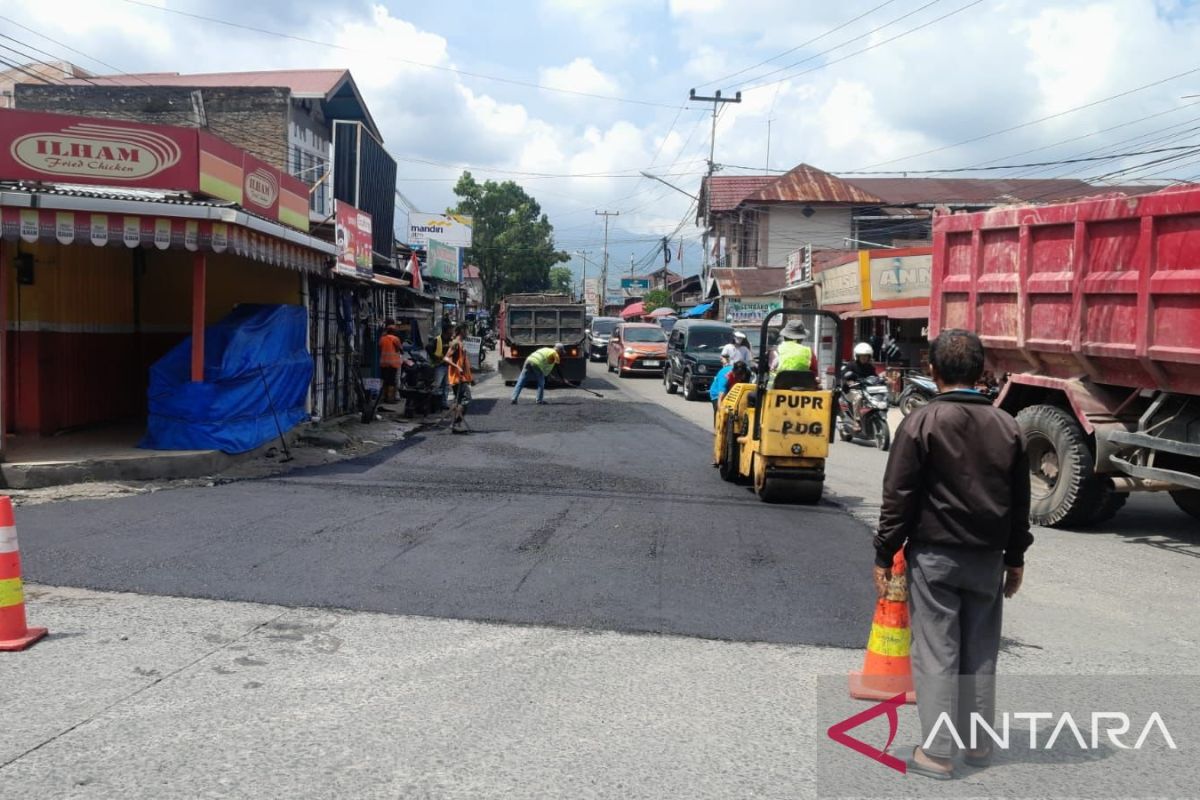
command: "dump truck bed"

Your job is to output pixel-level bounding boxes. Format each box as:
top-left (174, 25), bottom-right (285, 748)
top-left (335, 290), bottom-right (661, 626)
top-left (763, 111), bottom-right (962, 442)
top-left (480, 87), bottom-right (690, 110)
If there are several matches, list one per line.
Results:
top-left (930, 186), bottom-right (1200, 395)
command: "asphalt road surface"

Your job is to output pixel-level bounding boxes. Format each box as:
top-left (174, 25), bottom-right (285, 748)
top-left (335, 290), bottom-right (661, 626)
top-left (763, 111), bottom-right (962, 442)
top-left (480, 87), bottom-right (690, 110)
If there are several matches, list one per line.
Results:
top-left (18, 371), bottom-right (876, 647)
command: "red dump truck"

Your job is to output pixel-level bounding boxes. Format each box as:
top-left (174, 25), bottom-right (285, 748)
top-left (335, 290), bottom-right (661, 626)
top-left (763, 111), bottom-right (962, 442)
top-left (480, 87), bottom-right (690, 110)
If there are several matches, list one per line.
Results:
top-left (930, 186), bottom-right (1200, 526)
top-left (497, 293), bottom-right (587, 386)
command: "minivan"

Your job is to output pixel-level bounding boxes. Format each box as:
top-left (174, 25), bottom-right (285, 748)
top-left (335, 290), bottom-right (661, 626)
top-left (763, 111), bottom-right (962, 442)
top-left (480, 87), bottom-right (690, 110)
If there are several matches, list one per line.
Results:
top-left (663, 320), bottom-right (734, 401)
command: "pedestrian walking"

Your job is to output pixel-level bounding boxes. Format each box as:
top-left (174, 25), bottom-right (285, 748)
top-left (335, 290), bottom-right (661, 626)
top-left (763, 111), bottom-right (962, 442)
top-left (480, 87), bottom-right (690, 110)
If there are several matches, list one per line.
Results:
top-left (379, 324), bottom-right (403, 404)
top-left (428, 320), bottom-right (453, 410)
top-left (510, 343), bottom-right (566, 405)
top-left (444, 323), bottom-right (474, 433)
top-left (873, 329), bottom-right (1032, 780)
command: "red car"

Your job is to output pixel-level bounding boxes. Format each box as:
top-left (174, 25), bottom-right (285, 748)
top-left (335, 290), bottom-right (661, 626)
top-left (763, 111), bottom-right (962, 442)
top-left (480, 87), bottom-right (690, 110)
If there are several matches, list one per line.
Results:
top-left (607, 323), bottom-right (668, 377)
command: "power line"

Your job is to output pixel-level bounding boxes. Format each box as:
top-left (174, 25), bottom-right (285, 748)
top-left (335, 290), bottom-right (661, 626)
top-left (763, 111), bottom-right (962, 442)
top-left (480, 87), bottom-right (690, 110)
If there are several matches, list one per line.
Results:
top-left (826, 145), bottom-right (1200, 175)
top-left (116, 0), bottom-right (678, 109)
top-left (852, 62), bottom-right (1200, 171)
top-left (698, 0), bottom-right (905, 89)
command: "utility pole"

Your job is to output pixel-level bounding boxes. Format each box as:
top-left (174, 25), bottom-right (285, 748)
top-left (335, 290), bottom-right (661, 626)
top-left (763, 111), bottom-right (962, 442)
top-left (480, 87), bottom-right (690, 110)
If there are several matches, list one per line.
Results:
top-left (596, 210), bottom-right (618, 314)
top-left (574, 250), bottom-right (594, 311)
top-left (689, 88), bottom-right (741, 286)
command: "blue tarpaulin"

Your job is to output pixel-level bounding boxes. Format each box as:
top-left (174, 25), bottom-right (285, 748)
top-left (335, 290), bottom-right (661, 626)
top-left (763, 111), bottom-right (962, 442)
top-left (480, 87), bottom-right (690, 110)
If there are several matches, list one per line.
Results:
top-left (140, 304), bottom-right (313, 454)
top-left (682, 302), bottom-right (714, 318)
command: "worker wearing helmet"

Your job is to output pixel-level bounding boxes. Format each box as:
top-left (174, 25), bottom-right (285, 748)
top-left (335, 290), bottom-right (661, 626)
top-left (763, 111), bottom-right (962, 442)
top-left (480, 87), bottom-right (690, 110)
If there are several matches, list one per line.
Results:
top-left (768, 319), bottom-right (815, 386)
top-left (511, 342), bottom-right (567, 405)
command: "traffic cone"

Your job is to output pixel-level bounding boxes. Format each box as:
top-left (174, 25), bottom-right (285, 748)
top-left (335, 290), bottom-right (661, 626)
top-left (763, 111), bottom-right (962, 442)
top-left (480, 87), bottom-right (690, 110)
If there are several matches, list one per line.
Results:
top-left (0, 496), bottom-right (48, 651)
top-left (849, 550), bottom-right (915, 703)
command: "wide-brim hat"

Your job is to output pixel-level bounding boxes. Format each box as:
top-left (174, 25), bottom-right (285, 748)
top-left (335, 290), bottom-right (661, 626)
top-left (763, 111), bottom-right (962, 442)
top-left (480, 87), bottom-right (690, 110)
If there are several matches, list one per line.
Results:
top-left (779, 320), bottom-right (808, 340)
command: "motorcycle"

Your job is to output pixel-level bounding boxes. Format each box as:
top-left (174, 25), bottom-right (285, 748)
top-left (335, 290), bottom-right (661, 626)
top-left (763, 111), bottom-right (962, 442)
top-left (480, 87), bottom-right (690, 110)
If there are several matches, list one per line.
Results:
top-left (898, 373), bottom-right (938, 416)
top-left (837, 373), bottom-right (892, 450)
top-left (399, 348), bottom-right (437, 418)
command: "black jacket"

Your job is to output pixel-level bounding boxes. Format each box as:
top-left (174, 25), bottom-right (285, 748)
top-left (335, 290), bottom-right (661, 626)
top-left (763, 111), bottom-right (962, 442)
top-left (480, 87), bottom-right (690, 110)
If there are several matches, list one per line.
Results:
top-left (874, 391), bottom-right (1033, 568)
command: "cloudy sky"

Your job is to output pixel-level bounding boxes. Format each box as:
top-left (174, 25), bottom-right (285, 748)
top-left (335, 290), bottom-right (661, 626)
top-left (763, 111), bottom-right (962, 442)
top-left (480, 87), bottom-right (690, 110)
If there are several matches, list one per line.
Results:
top-left (4, 0), bottom-right (1200, 284)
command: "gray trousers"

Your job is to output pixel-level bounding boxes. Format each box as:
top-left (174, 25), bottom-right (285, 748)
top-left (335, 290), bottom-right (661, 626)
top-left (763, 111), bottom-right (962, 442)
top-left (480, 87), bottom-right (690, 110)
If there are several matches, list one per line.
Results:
top-left (908, 543), bottom-right (1005, 758)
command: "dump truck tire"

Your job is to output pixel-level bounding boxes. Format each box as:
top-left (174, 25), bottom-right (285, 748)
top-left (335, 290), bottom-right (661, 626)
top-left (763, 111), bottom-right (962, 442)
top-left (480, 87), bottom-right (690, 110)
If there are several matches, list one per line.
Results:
top-left (1085, 483), bottom-right (1128, 526)
top-left (1171, 489), bottom-right (1200, 521)
top-left (1016, 404), bottom-right (1100, 527)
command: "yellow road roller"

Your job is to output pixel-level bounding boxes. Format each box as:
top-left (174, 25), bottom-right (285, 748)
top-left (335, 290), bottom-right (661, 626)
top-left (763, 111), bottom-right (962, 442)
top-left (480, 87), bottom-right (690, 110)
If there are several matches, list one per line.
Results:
top-left (713, 308), bottom-right (842, 504)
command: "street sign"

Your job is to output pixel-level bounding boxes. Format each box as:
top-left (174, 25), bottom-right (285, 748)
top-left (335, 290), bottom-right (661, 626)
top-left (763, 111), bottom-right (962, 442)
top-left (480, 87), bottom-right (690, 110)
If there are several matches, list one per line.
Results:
top-left (620, 278), bottom-right (650, 290)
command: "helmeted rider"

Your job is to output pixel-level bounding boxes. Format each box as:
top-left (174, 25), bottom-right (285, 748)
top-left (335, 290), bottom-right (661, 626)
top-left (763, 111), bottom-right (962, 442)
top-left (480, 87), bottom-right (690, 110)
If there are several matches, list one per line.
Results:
top-left (721, 330), bottom-right (753, 366)
top-left (768, 320), bottom-right (815, 386)
top-left (843, 342), bottom-right (877, 385)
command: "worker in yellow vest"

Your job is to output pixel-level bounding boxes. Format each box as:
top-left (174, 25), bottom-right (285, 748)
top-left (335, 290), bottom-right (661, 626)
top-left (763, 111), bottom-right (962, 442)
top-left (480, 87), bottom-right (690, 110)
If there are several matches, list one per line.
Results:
top-left (769, 319), bottom-right (815, 386)
top-left (511, 343), bottom-right (566, 405)
top-left (427, 319), bottom-right (453, 410)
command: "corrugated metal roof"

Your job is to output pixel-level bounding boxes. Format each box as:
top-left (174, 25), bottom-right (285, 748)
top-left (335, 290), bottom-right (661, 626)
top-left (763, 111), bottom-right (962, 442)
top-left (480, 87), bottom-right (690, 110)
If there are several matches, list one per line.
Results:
top-left (845, 177), bottom-right (1165, 205)
top-left (62, 69), bottom-right (349, 97)
top-left (709, 267), bottom-right (787, 298)
top-left (704, 176), bottom-right (775, 212)
top-left (0, 181), bottom-right (230, 207)
top-left (746, 163), bottom-right (885, 204)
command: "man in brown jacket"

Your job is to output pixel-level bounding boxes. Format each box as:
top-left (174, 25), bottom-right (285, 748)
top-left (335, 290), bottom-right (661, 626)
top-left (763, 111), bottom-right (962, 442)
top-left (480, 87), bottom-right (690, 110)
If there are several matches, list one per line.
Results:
top-left (874, 329), bottom-right (1033, 780)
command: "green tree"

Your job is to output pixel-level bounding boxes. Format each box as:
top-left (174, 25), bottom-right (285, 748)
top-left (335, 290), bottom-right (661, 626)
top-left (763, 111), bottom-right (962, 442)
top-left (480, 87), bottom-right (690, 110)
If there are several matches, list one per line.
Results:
top-left (451, 171), bottom-right (569, 308)
top-left (549, 266), bottom-right (574, 296)
top-left (642, 288), bottom-right (673, 314)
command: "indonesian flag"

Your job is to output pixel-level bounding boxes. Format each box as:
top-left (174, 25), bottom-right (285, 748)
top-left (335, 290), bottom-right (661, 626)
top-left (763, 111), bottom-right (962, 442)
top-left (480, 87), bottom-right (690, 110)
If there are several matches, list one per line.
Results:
top-left (408, 251), bottom-right (424, 292)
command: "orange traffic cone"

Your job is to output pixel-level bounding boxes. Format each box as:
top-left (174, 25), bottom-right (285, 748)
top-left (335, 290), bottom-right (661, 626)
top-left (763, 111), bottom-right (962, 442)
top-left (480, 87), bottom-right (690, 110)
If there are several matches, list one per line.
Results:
top-left (0, 496), bottom-right (48, 651)
top-left (849, 549), bottom-right (915, 703)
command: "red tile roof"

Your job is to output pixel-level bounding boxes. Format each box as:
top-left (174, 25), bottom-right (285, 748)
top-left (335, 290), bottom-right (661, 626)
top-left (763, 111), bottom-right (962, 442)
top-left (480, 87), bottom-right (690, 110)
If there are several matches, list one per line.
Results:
top-left (63, 69), bottom-right (350, 97)
top-left (746, 163), bottom-right (884, 204)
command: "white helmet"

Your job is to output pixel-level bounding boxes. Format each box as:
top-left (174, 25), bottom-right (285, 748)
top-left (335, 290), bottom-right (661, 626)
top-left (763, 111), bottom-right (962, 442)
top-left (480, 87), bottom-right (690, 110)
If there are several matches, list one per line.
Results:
top-left (554, 342), bottom-right (566, 353)
top-left (853, 342), bottom-right (874, 358)
top-left (733, 330), bottom-right (748, 342)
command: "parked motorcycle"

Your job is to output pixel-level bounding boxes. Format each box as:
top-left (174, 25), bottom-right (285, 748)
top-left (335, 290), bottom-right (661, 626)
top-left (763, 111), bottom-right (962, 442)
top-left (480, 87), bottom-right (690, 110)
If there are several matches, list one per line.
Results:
top-left (837, 373), bottom-right (892, 450)
top-left (898, 373), bottom-right (938, 416)
top-left (399, 348), bottom-right (437, 418)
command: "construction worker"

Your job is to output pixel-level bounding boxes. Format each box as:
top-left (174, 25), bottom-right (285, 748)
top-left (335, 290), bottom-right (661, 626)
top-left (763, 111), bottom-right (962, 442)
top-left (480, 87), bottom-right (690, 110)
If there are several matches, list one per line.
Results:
top-left (768, 320), bottom-right (814, 385)
top-left (427, 319), bottom-right (453, 410)
top-left (444, 323), bottom-right (474, 433)
top-left (511, 343), bottom-right (566, 405)
top-left (379, 324), bottom-right (403, 404)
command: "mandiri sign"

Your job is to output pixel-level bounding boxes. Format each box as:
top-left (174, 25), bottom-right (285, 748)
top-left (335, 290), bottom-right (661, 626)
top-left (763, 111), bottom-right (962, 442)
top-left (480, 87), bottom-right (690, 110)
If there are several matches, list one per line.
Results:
top-left (408, 212), bottom-right (473, 249)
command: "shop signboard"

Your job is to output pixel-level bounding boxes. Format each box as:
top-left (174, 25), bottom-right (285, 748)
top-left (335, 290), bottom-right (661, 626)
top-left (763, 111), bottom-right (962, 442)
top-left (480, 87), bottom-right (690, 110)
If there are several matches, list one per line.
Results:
top-left (621, 277), bottom-right (650, 290)
top-left (427, 238), bottom-right (461, 283)
top-left (0, 109), bottom-right (309, 232)
top-left (464, 336), bottom-right (483, 369)
top-left (726, 296), bottom-right (783, 324)
top-left (818, 260), bottom-right (861, 306)
top-left (335, 200), bottom-right (373, 278)
top-left (408, 212), bottom-right (473, 248)
top-left (786, 244), bottom-right (812, 286)
top-left (868, 253), bottom-right (932, 302)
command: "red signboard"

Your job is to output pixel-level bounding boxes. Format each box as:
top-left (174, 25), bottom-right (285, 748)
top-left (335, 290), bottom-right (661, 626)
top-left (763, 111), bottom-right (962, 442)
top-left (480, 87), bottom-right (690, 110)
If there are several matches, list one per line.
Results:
top-left (334, 200), bottom-right (373, 278)
top-left (0, 109), bottom-right (308, 232)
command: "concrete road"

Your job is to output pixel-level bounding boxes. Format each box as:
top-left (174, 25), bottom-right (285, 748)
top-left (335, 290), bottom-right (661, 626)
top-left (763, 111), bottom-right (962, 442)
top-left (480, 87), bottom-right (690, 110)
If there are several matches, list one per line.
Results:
top-left (5, 366), bottom-right (1198, 799)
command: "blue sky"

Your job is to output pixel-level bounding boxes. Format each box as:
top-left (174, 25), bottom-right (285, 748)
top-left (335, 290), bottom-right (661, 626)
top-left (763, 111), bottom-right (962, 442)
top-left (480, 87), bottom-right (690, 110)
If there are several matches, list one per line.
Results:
top-left (6, 0), bottom-right (1200, 287)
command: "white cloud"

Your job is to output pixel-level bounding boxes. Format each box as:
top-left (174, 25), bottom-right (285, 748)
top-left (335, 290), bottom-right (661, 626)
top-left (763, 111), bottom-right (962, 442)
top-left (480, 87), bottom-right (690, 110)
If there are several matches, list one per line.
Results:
top-left (539, 58), bottom-right (620, 100)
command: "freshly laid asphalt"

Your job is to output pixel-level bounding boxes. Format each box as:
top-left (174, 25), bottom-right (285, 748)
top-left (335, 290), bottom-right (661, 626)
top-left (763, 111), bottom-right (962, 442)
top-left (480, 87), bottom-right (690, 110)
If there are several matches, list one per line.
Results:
top-left (17, 373), bottom-right (875, 647)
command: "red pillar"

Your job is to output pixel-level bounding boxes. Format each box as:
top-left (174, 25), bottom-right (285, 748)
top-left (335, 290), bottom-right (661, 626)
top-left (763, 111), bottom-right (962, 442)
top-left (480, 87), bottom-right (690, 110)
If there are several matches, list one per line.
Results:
top-left (191, 252), bottom-right (206, 383)
top-left (0, 238), bottom-right (7, 459)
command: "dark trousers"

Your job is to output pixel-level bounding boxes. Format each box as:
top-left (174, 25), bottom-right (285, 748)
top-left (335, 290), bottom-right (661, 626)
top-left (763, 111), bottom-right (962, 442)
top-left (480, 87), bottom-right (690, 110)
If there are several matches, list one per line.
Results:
top-left (908, 543), bottom-right (1004, 758)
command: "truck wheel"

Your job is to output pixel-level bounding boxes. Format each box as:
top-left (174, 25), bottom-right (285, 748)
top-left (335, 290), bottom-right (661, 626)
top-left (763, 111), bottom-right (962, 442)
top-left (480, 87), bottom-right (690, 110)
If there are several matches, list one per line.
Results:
top-left (1086, 483), bottom-right (1128, 526)
top-left (1171, 489), bottom-right (1200, 521)
top-left (681, 372), bottom-right (696, 401)
top-left (719, 416), bottom-right (740, 483)
top-left (1016, 404), bottom-right (1100, 527)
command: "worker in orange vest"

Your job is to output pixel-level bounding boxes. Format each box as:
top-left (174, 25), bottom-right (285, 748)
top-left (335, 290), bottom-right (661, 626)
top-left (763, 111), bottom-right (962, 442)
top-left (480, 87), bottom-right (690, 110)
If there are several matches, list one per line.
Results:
top-left (444, 323), bottom-right (475, 433)
top-left (379, 324), bottom-right (403, 404)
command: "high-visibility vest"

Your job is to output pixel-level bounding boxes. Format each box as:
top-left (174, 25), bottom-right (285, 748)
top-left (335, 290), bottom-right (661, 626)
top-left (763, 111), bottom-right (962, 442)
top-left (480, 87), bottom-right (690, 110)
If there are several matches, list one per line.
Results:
top-left (526, 347), bottom-right (560, 376)
top-left (432, 334), bottom-right (446, 359)
top-left (380, 334), bottom-right (402, 368)
top-left (774, 340), bottom-right (812, 373)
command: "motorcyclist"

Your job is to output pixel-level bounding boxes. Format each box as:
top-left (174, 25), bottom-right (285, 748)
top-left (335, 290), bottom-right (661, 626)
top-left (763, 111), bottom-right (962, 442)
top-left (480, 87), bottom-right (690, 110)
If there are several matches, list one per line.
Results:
top-left (840, 342), bottom-right (878, 423)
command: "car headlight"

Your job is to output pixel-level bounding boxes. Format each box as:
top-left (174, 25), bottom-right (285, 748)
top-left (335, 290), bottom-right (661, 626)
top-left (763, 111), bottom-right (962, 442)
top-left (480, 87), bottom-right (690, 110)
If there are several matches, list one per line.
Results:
top-left (624, 347), bottom-right (635, 356)
top-left (696, 365), bottom-right (708, 375)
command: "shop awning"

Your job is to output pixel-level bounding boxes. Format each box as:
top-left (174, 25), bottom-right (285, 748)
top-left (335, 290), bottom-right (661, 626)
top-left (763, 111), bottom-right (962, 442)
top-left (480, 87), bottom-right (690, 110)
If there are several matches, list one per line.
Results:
top-left (0, 186), bottom-right (335, 273)
top-left (681, 302), bottom-right (713, 318)
top-left (842, 306), bottom-right (929, 320)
